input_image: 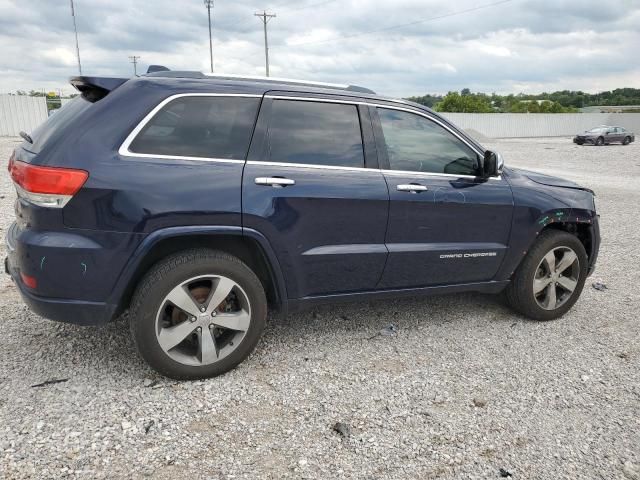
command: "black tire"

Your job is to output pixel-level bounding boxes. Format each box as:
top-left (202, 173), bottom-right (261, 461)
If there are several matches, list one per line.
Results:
top-left (505, 230), bottom-right (588, 321)
top-left (622, 136), bottom-right (631, 145)
top-left (129, 249), bottom-right (267, 380)
top-left (576, 139), bottom-right (584, 145)
top-left (595, 136), bottom-right (604, 146)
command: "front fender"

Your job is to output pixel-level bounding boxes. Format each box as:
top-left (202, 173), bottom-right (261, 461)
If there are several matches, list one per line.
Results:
top-left (496, 175), bottom-right (598, 281)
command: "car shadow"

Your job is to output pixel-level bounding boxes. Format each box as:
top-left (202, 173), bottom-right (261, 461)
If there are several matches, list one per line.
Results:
top-left (19, 291), bottom-right (520, 382)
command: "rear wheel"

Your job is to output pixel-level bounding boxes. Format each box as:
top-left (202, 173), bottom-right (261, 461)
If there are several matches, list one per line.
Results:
top-left (129, 249), bottom-right (267, 379)
top-left (506, 230), bottom-right (588, 321)
top-left (622, 136), bottom-right (631, 145)
top-left (595, 136), bottom-right (604, 146)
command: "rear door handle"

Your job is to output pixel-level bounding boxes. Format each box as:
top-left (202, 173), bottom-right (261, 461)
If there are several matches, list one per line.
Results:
top-left (254, 177), bottom-right (296, 187)
top-left (397, 183), bottom-right (428, 193)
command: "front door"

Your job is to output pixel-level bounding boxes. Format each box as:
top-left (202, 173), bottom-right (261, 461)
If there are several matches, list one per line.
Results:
top-left (243, 96), bottom-right (389, 299)
top-left (371, 106), bottom-right (514, 289)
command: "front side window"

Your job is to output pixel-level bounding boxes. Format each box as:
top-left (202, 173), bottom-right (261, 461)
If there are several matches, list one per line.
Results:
top-left (266, 100), bottom-right (365, 168)
top-left (128, 96), bottom-right (260, 160)
top-left (377, 108), bottom-right (479, 176)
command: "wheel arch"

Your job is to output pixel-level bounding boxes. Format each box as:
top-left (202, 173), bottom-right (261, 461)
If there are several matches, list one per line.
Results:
top-left (109, 226), bottom-right (288, 319)
top-left (497, 205), bottom-right (599, 282)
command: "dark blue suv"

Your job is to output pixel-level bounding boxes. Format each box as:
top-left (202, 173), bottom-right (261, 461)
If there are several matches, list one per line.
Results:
top-left (5, 71), bottom-right (600, 379)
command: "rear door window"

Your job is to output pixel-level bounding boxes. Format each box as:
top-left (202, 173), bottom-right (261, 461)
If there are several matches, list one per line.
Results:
top-left (128, 96), bottom-right (260, 160)
top-left (265, 99), bottom-right (365, 168)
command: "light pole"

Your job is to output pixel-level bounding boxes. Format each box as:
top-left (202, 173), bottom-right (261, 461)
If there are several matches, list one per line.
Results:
top-left (204, 0), bottom-right (214, 73)
top-left (69, 0), bottom-right (82, 75)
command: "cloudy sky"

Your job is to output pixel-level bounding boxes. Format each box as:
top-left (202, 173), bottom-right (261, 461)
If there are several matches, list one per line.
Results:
top-left (1, 0), bottom-right (639, 97)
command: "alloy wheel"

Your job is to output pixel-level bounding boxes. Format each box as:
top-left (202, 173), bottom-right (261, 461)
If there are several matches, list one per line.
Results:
top-left (533, 246), bottom-right (580, 311)
top-left (155, 275), bottom-right (251, 366)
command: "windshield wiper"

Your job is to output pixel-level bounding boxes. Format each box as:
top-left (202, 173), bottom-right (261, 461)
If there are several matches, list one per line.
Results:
top-left (19, 131), bottom-right (33, 144)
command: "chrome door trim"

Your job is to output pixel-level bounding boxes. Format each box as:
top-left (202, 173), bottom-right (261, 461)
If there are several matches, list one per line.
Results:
top-left (246, 160), bottom-right (377, 173)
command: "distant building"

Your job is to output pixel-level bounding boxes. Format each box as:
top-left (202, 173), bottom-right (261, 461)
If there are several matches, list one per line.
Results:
top-left (580, 105), bottom-right (640, 113)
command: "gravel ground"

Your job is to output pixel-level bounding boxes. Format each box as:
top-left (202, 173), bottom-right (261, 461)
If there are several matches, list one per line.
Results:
top-left (0, 136), bottom-right (638, 480)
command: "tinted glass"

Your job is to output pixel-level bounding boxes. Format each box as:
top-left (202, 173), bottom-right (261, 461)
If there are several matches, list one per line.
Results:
top-left (267, 100), bottom-right (364, 168)
top-left (377, 108), bottom-right (479, 176)
top-left (29, 96), bottom-right (91, 153)
top-left (129, 96), bottom-right (260, 160)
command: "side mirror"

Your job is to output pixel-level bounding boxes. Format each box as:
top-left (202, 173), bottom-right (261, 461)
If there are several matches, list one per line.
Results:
top-left (482, 150), bottom-right (504, 177)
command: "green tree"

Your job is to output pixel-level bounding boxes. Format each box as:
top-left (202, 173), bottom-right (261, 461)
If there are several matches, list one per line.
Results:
top-left (434, 92), bottom-right (493, 113)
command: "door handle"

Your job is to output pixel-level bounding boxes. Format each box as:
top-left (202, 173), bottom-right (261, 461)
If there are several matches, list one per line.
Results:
top-left (397, 183), bottom-right (428, 193)
top-left (254, 177), bottom-right (296, 187)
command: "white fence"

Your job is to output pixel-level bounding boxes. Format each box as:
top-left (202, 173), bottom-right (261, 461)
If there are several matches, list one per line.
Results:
top-left (440, 112), bottom-right (640, 139)
top-left (2, 96), bottom-right (639, 139)
top-left (0, 95), bottom-right (48, 137)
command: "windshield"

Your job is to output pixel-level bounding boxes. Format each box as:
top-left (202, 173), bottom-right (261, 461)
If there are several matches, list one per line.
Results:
top-left (587, 127), bottom-right (607, 133)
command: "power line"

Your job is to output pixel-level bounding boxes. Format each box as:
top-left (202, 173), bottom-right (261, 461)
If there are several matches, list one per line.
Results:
top-left (287, 0), bottom-right (514, 47)
top-left (254, 11), bottom-right (276, 76)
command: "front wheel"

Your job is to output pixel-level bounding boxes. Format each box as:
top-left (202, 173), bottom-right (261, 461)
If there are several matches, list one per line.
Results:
top-left (595, 136), bottom-right (604, 146)
top-left (129, 249), bottom-right (267, 379)
top-left (506, 230), bottom-right (588, 321)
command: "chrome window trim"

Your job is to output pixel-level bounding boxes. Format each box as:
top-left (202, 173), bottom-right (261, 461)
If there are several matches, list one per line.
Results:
top-left (119, 92), bottom-right (502, 181)
top-left (246, 160), bottom-right (375, 173)
top-left (118, 93), bottom-right (263, 163)
top-left (264, 95), bottom-right (501, 181)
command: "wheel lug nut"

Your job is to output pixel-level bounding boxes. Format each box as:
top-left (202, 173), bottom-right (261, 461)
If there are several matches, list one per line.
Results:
top-left (197, 327), bottom-right (202, 332)
top-left (200, 306), bottom-right (206, 313)
top-left (190, 317), bottom-right (196, 322)
top-left (211, 311), bottom-right (217, 317)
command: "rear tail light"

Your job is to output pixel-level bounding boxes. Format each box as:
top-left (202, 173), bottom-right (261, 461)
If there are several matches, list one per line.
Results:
top-left (8, 153), bottom-right (88, 208)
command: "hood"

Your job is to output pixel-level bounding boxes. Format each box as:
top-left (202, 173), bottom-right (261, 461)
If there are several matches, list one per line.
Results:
top-left (511, 168), bottom-right (594, 194)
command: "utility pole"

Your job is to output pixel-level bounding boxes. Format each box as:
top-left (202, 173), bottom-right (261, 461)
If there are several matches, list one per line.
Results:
top-left (128, 56), bottom-right (140, 76)
top-left (69, 0), bottom-right (82, 75)
top-left (254, 10), bottom-right (276, 77)
top-left (204, 0), bottom-right (214, 73)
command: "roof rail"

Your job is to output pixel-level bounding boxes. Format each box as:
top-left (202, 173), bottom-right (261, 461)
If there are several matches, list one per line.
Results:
top-left (144, 69), bottom-right (375, 94)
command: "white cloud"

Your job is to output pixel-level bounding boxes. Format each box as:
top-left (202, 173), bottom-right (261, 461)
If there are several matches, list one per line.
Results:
top-left (431, 63), bottom-right (457, 73)
top-left (0, 0), bottom-right (639, 96)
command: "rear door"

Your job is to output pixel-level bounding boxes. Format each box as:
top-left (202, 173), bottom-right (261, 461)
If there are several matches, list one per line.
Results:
top-left (242, 95), bottom-right (389, 299)
top-left (371, 106), bottom-right (513, 288)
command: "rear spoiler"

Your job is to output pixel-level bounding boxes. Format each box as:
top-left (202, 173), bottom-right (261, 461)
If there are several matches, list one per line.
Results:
top-left (69, 76), bottom-right (128, 102)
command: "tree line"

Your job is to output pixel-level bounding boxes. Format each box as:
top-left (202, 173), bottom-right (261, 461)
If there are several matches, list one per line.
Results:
top-left (407, 88), bottom-right (640, 113)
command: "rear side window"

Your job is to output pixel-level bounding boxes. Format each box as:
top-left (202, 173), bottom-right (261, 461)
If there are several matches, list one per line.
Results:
top-left (266, 100), bottom-right (364, 168)
top-left (128, 96), bottom-right (260, 160)
top-left (28, 96), bottom-right (91, 153)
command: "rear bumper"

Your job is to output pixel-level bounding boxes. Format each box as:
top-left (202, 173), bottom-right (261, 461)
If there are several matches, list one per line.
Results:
top-left (5, 254), bottom-right (116, 325)
top-left (5, 221), bottom-right (136, 326)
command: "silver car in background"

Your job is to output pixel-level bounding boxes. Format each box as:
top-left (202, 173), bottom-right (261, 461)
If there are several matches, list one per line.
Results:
top-left (573, 126), bottom-right (635, 146)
